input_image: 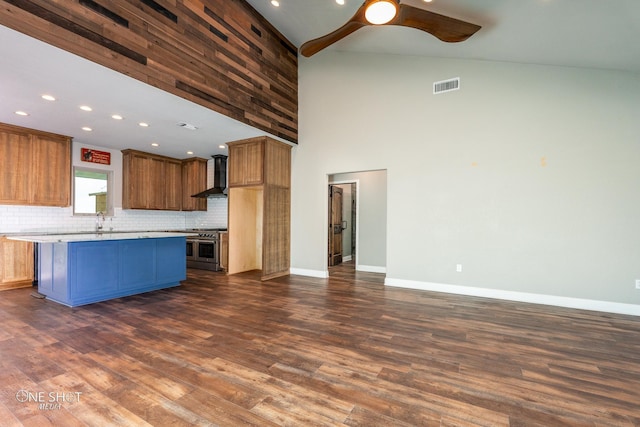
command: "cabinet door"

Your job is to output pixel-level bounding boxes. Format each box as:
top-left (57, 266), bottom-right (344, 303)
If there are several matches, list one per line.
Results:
top-left (261, 186), bottom-right (290, 279)
top-left (219, 232), bottom-right (228, 271)
top-left (182, 158), bottom-right (207, 211)
top-left (244, 141), bottom-right (264, 185)
top-left (228, 143), bottom-right (247, 187)
top-left (228, 141), bottom-right (264, 187)
top-left (0, 237), bottom-right (33, 290)
top-left (147, 157), bottom-right (166, 210)
top-left (0, 131), bottom-right (31, 205)
top-left (31, 134), bottom-right (71, 206)
top-left (123, 153), bottom-right (150, 209)
top-left (164, 160), bottom-right (182, 211)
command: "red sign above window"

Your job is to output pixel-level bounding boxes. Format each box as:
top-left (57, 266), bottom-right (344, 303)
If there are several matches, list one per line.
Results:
top-left (81, 148), bottom-right (111, 165)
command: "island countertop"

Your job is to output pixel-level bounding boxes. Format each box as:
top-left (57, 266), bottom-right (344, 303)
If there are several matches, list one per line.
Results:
top-left (6, 231), bottom-right (197, 243)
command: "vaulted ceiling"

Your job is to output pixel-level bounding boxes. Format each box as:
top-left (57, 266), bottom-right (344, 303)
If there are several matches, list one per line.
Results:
top-left (247, 0), bottom-right (640, 73)
top-left (1, 1), bottom-right (638, 159)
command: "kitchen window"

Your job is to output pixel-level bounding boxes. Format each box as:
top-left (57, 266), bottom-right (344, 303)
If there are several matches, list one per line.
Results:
top-left (73, 167), bottom-right (113, 216)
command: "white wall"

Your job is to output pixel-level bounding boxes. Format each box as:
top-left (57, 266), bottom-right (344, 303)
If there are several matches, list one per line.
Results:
top-left (0, 141), bottom-right (227, 233)
top-left (293, 52), bottom-right (640, 313)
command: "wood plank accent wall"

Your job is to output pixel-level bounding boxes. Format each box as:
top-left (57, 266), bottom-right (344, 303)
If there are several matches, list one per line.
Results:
top-left (0, 0), bottom-right (298, 143)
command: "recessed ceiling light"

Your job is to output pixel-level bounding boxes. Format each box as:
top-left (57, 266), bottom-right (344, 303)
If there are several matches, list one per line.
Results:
top-left (80, 105), bottom-right (92, 112)
top-left (41, 94), bottom-right (55, 101)
top-left (271, 0), bottom-right (279, 6)
top-left (218, 145), bottom-right (225, 149)
top-left (111, 114), bottom-right (123, 120)
top-left (82, 127), bottom-right (92, 132)
top-left (151, 143), bottom-right (159, 147)
top-left (139, 122), bottom-right (149, 127)
top-left (336, 0), bottom-right (344, 4)
top-left (187, 151), bottom-right (194, 155)
top-left (15, 111), bottom-right (29, 116)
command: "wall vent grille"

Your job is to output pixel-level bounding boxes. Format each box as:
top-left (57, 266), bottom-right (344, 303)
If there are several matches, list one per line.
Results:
top-left (433, 77), bottom-right (460, 94)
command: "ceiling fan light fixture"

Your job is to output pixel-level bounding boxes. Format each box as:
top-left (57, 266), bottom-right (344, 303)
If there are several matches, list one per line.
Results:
top-left (365, 0), bottom-right (398, 25)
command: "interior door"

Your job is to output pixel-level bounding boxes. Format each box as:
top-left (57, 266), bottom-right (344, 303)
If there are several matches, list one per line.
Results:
top-left (328, 185), bottom-right (343, 266)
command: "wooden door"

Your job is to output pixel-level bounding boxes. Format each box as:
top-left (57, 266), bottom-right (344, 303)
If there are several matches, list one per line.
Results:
top-left (328, 185), bottom-right (343, 266)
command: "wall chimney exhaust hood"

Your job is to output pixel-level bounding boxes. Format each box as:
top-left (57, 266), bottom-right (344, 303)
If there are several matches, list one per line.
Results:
top-left (192, 154), bottom-right (227, 198)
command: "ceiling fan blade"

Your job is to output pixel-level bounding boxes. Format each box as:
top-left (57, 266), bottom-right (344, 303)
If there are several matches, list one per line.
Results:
top-left (300, 3), bottom-right (369, 57)
top-left (392, 4), bottom-right (481, 43)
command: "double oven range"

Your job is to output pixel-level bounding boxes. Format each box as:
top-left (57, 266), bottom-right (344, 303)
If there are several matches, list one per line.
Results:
top-left (186, 229), bottom-right (226, 271)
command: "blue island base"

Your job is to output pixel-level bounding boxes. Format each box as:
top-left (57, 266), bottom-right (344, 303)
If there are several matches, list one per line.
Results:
top-left (38, 237), bottom-right (187, 307)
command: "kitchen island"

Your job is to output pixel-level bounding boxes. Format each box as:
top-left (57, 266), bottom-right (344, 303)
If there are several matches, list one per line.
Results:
top-left (8, 232), bottom-right (194, 307)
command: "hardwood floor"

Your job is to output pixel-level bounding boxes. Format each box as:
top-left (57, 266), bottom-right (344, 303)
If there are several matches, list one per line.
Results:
top-left (1, 262), bottom-right (639, 426)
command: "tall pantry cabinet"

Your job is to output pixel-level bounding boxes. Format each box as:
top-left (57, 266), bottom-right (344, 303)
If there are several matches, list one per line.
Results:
top-left (227, 136), bottom-right (291, 280)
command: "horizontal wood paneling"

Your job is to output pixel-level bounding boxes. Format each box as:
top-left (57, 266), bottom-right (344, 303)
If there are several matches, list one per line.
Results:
top-left (0, 0), bottom-right (298, 142)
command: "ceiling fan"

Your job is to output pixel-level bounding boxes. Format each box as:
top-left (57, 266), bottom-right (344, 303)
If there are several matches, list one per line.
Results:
top-left (300, 0), bottom-right (481, 57)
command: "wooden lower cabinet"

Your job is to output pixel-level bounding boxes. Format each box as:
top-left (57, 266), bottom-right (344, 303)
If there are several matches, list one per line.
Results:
top-left (0, 237), bottom-right (34, 291)
top-left (219, 232), bottom-right (228, 271)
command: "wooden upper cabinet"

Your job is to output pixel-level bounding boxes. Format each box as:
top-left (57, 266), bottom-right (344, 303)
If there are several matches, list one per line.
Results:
top-left (122, 151), bottom-right (150, 209)
top-left (31, 134), bottom-right (72, 206)
top-left (164, 160), bottom-right (183, 211)
top-left (227, 137), bottom-right (290, 188)
top-left (0, 129), bottom-right (30, 205)
top-left (228, 140), bottom-right (264, 187)
top-left (147, 157), bottom-right (167, 210)
top-left (0, 123), bottom-right (71, 207)
top-left (122, 149), bottom-right (206, 212)
top-left (181, 158), bottom-right (207, 211)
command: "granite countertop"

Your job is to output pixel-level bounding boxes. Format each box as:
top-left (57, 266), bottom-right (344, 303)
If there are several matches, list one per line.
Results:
top-left (6, 231), bottom-right (198, 243)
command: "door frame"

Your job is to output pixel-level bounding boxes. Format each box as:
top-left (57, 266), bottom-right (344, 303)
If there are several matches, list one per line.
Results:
top-left (327, 179), bottom-right (359, 272)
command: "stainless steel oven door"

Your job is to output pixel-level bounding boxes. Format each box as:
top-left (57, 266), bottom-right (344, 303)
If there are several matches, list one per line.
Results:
top-left (196, 240), bottom-right (217, 262)
top-left (186, 238), bottom-right (220, 271)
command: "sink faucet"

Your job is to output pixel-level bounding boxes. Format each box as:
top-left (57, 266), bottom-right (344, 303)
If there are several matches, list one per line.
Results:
top-left (96, 212), bottom-right (105, 233)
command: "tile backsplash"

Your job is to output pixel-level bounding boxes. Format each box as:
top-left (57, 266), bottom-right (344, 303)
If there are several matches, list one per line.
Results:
top-left (0, 198), bottom-right (227, 234)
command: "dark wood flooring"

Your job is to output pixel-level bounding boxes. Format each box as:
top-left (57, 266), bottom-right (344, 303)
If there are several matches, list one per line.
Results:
top-left (1, 262), bottom-right (639, 426)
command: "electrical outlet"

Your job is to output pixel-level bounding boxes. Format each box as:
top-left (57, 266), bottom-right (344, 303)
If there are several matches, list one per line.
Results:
top-left (636, 280), bottom-right (640, 289)
top-left (456, 264), bottom-right (463, 273)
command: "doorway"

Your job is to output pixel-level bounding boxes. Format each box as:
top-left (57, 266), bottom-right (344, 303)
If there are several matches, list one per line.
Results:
top-left (328, 170), bottom-right (387, 276)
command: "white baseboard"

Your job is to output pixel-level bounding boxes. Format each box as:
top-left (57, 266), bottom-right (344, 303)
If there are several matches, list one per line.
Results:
top-left (289, 268), bottom-right (328, 279)
top-left (343, 255), bottom-right (352, 262)
top-left (385, 278), bottom-right (640, 316)
top-left (358, 265), bottom-right (386, 274)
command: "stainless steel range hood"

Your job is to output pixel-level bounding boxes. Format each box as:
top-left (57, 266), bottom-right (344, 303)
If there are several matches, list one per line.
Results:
top-left (192, 155), bottom-right (227, 198)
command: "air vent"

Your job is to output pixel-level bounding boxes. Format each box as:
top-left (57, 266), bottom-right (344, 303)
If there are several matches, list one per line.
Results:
top-left (433, 77), bottom-right (460, 95)
top-left (177, 122), bottom-right (198, 130)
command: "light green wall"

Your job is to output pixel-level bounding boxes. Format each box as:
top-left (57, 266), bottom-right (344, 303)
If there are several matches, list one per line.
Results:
top-left (292, 51), bottom-right (640, 306)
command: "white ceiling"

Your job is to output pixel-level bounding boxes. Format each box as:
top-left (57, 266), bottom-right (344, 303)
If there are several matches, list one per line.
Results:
top-left (1, 1), bottom-right (639, 159)
top-left (247, 0), bottom-right (640, 72)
